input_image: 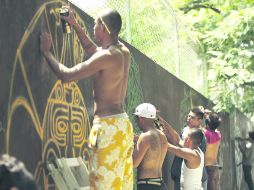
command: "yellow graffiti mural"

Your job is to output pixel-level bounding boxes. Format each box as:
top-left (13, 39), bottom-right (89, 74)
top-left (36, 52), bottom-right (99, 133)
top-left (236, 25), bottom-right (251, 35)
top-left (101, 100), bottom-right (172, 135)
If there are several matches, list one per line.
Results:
top-left (6, 1), bottom-right (91, 189)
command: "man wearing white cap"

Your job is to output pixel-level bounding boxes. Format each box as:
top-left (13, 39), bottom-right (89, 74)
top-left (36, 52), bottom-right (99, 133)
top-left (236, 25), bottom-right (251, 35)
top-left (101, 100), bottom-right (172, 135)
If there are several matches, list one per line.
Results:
top-left (133, 103), bottom-right (168, 190)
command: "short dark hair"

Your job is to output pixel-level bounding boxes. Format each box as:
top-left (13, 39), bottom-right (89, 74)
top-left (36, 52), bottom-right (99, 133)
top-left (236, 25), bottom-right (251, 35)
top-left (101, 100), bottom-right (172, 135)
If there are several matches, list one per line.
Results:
top-left (205, 112), bottom-right (221, 130)
top-left (0, 154), bottom-right (40, 190)
top-left (189, 128), bottom-right (204, 147)
top-left (191, 107), bottom-right (204, 120)
top-left (99, 9), bottom-right (122, 36)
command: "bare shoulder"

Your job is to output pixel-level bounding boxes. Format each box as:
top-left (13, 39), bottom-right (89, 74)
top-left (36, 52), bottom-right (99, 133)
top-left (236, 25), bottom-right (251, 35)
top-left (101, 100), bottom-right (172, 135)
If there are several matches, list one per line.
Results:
top-left (157, 129), bottom-right (167, 143)
top-left (91, 47), bottom-right (122, 63)
top-left (140, 131), bottom-right (152, 139)
top-left (102, 45), bottom-right (127, 60)
top-left (138, 132), bottom-right (152, 147)
top-left (118, 42), bottom-right (130, 53)
top-left (141, 131), bottom-right (157, 141)
top-left (191, 148), bottom-right (203, 161)
top-left (92, 47), bottom-right (111, 58)
top-left (182, 148), bottom-right (202, 168)
top-left (113, 42), bottom-right (131, 59)
top-left (158, 129), bottom-right (167, 137)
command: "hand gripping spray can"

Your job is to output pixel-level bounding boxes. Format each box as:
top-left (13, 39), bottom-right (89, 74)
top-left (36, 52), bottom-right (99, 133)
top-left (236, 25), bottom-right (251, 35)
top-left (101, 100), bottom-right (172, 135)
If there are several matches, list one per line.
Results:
top-left (60, 7), bottom-right (71, 34)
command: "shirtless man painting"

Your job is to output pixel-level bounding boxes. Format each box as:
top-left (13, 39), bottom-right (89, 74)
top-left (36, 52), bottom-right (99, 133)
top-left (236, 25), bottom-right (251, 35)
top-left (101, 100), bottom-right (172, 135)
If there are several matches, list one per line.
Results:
top-left (204, 112), bottom-right (222, 190)
top-left (40, 8), bottom-right (133, 190)
top-left (132, 103), bottom-right (168, 190)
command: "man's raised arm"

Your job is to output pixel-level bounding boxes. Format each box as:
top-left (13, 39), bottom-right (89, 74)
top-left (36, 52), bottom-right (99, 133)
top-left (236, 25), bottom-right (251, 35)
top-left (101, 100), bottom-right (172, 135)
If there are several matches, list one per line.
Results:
top-left (40, 32), bottom-right (115, 83)
top-left (61, 7), bottom-right (97, 57)
top-left (167, 143), bottom-right (200, 168)
top-left (157, 115), bottom-right (182, 146)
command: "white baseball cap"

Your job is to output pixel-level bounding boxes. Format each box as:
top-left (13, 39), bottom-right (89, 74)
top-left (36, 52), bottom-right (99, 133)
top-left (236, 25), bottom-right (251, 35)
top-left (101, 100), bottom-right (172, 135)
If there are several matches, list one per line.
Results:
top-left (134, 103), bottom-right (156, 119)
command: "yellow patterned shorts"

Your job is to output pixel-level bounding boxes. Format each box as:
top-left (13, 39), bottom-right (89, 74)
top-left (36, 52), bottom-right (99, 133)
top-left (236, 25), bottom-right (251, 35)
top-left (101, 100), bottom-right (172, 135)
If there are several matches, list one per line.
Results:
top-left (88, 113), bottom-right (134, 190)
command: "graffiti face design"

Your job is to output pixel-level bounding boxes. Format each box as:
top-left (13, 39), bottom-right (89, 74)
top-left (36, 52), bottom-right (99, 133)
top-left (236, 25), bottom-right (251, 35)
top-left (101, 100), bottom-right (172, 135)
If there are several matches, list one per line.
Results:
top-left (6, 2), bottom-right (91, 189)
top-left (43, 81), bottom-right (90, 158)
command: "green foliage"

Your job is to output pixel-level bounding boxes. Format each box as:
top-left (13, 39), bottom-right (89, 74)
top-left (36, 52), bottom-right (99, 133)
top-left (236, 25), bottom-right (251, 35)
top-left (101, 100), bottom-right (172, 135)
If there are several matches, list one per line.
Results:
top-left (172, 0), bottom-right (254, 120)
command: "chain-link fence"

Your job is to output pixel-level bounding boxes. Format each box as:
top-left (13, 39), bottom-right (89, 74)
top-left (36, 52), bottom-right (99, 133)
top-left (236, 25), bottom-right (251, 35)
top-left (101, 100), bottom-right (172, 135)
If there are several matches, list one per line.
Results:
top-left (69, 0), bottom-right (208, 96)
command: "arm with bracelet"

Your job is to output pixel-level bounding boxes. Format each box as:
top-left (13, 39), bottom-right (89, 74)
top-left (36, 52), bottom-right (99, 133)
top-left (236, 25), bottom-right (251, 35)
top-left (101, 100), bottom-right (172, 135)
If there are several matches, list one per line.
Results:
top-left (61, 7), bottom-right (97, 57)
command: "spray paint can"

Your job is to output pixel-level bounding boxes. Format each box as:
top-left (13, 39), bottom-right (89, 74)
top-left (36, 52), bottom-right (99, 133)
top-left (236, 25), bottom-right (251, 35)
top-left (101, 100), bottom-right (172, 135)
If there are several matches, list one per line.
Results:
top-left (60, 7), bottom-right (71, 34)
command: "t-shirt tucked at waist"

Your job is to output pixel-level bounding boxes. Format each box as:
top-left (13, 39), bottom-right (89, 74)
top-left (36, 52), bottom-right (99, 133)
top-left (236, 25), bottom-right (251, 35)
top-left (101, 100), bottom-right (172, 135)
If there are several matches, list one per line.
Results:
top-left (205, 128), bottom-right (221, 144)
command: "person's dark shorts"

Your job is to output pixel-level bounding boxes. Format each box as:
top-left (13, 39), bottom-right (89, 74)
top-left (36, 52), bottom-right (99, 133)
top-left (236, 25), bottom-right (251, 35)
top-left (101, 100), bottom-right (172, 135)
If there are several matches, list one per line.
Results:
top-left (137, 178), bottom-right (167, 190)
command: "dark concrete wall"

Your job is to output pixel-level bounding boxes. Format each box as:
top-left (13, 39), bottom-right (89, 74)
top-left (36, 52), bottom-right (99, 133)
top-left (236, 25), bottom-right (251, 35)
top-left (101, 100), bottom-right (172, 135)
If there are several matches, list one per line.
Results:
top-left (0, 0), bottom-right (253, 189)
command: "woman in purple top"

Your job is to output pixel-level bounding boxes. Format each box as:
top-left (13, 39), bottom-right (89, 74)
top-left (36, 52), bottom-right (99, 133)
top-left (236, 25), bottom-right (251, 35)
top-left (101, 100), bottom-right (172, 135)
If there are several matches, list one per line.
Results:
top-left (204, 112), bottom-right (222, 190)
